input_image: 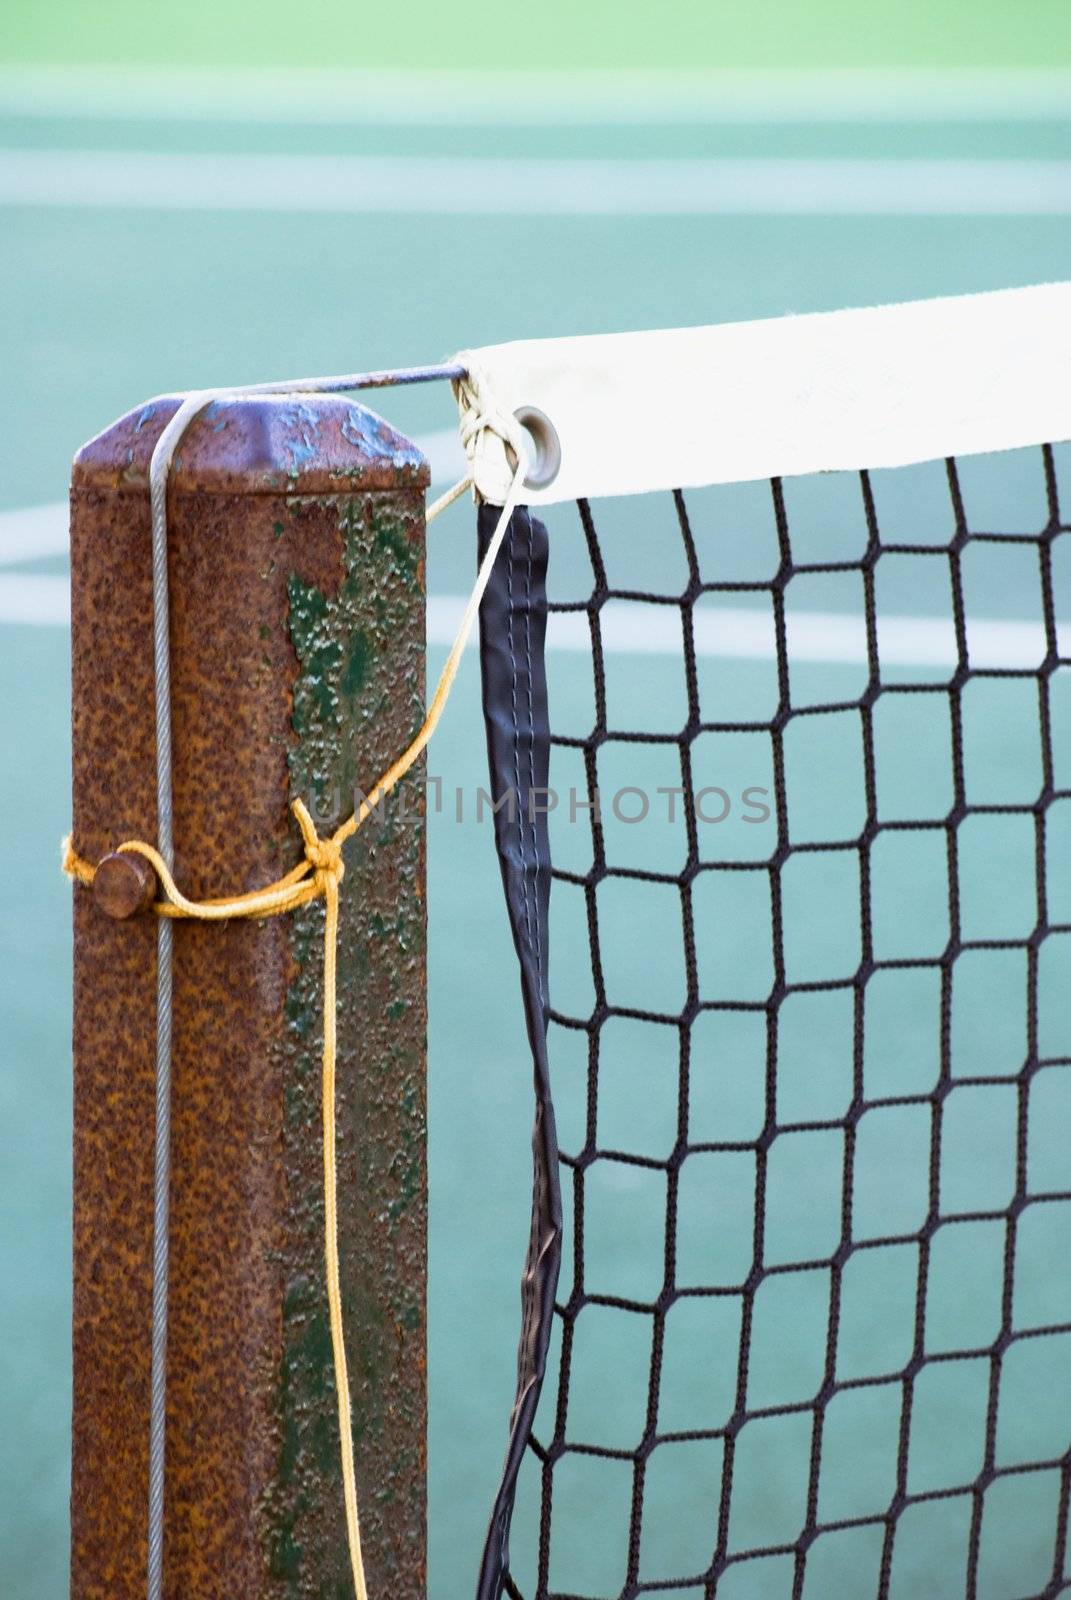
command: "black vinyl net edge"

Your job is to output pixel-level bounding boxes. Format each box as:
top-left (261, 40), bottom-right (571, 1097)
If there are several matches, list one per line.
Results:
top-left (474, 447), bottom-right (1071, 1600)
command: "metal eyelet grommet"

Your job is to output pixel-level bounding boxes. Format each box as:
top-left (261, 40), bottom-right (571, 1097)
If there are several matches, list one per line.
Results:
top-left (513, 405), bottom-right (562, 492)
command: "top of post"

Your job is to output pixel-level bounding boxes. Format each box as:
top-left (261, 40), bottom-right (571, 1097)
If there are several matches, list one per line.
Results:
top-left (72, 393), bottom-right (431, 496)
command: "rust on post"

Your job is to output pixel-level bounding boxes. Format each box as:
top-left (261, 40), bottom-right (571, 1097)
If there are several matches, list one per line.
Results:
top-left (70, 394), bottom-right (428, 1599)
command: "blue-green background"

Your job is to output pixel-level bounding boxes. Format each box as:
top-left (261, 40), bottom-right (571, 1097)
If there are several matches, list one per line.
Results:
top-left (3, 6), bottom-right (1071, 1597)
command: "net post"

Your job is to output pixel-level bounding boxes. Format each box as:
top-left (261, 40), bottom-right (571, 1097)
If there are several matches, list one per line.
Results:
top-left (69, 394), bottom-right (428, 1598)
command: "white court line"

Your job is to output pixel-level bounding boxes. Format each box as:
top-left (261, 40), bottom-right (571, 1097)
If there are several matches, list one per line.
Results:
top-left (415, 427), bottom-right (467, 487)
top-left (3, 575), bottom-right (1065, 666)
top-left (0, 501), bottom-right (70, 566)
top-left (3, 151), bottom-right (1071, 215)
top-left (0, 67), bottom-right (1069, 124)
top-left (0, 573), bottom-right (70, 626)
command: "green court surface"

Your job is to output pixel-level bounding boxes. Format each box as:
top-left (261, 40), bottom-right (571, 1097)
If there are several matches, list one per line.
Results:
top-left (2, 48), bottom-right (1071, 1600)
top-left (3, 2), bottom-right (1071, 71)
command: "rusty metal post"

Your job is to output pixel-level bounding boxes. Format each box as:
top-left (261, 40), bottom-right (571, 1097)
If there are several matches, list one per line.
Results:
top-left (69, 396), bottom-right (428, 1599)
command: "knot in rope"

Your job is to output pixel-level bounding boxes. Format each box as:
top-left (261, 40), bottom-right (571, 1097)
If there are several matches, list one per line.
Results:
top-left (293, 800), bottom-right (346, 892)
top-left (452, 359), bottom-right (530, 506)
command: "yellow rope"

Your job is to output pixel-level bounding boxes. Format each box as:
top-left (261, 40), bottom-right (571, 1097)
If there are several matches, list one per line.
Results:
top-left (62, 456), bottom-right (527, 1599)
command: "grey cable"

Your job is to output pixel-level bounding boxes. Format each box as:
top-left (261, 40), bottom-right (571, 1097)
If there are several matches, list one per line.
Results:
top-left (139, 363), bottom-right (463, 1599)
top-left (145, 395), bottom-right (188, 1600)
top-left (238, 360), bottom-right (466, 394)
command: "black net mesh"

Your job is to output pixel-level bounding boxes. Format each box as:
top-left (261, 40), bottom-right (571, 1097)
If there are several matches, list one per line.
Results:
top-left (480, 444), bottom-right (1071, 1600)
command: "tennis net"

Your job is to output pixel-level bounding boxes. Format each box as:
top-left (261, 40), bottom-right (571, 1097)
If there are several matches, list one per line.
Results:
top-left (464, 285), bottom-right (1071, 1599)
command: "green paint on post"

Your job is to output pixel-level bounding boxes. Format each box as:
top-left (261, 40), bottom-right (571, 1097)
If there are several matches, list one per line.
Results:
top-left (261, 486), bottom-right (426, 1597)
